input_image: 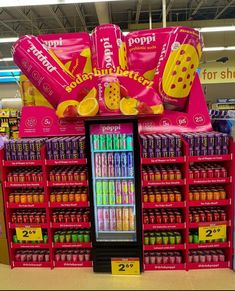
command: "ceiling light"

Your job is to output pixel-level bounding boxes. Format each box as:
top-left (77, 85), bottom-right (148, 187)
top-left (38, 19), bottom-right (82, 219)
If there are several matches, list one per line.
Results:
top-left (199, 26), bottom-right (235, 32)
top-left (1, 98), bottom-right (21, 102)
top-left (0, 69), bottom-right (21, 73)
top-left (0, 57), bottom-right (14, 62)
top-left (0, 0), bottom-right (121, 8)
top-left (203, 46), bottom-right (235, 52)
top-left (0, 37), bottom-right (19, 43)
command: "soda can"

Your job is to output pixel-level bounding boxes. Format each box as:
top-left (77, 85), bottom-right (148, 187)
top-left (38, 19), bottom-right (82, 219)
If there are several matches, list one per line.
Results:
top-left (95, 153), bottom-right (102, 177)
top-left (109, 208), bottom-right (116, 231)
top-left (96, 181), bottom-right (103, 196)
top-left (99, 135), bottom-right (106, 150)
top-left (108, 180), bottom-right (115, 205)
top-left (101, 153), bottom-right (108, 177)
top-left (120, 134), bottom-right (127, 150)
top-left (113, 134), bottom-right (120, 150)
top-left (116, 208), bottom-right (123, 231)
top-left (221, 133), bottom-right (229, 147)
top-left (115, 181), bottom-right (122, 204)
top-left (105, 134), bottom-right (113, 150)
top-left (120, 152), bottom-right (127, 177)
top-left (153, 134), bottom-right (161, 151)
top-left (107, 153), bottom-right (114, 177)
top-left (214, 133), bottom-right (222, 147)
top-left (129, 208), bottom-right (135, 231)
top-left (93, 135), bottom-right (100, 150)
top-left (127, 152), bottom-right (134, 177)
top-left (127, 135), bottom-right (133, 150)
top-left (114, 153), bottom-right (121, 177)
top-left (122, 180), bottom-right (128, 204)
top-left (148, 149), bottom-right (155, 158)
top-left (102, 191), bottom-right (109, 205)
top-left (221, 146), bottom-right (229, 155)
top-left (128, 180), bottom-right (135, 204)
top-left (103, 208), bottom-right (110, 231)
top-left (122, 208), bottom-right (129, 231)
top-left (98, 208), bottom-right (104, 231)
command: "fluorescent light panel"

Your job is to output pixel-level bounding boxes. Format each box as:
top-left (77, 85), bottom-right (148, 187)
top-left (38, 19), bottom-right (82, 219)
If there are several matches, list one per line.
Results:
top-left (0, 69), bottom-right (21, 73)
top-left (0, 57), bottom-right (14, 62)
top-left (0, 37), bottom-right (19, 43)
top-left (203, 46), bottom-right (235, 51)
top-left (199, 26), bottom-right (235, 32)
top-left (1, 97), bottom-right (21, 101)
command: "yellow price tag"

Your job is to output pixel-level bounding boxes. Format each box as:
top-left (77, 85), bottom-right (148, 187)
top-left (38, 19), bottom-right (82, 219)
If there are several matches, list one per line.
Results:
top-left (199, 224), bottom-right (227, 241)
top-left (16, 227), bottom-right (43, 241)
top-left (111, 258), bottom-right (140, 275)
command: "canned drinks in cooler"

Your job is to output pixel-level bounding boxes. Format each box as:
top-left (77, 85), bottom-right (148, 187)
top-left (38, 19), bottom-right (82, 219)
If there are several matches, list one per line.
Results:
top-left (103, 208), bottom-right (110, 231)
top-left (127, 152), bottom-right (134, 177)
top-left (120, 152), bottom-right (127, 177)
top-left (129, 208), bottom-right (135, 231)
top-left (122, 208), bottom-right (129, 231)
top-left (96, 181), bottom-right (103, 204)
top-left (102, 181), bottom-right (109, 205)
top-left (108, 180), bottom-right (116, 205)
top-left (119, 134), bottom-right (127, 150)
top-left (110, 208), bottom-right (116, 231)
top-left (98, 208), bottom-right (104, 231)
top-left (101, 153), bottom-right (108, 177)
top-left (115, 181), bottom-right (122, 204)
top-left (128, 180), bottom-right (135, 204)
top-left (113, 134), bottom-right (120, 150)
top-left (99, 135), bottom-right (106, 150)
top-left (114, 153), bottom-right (121, 177)
top-left (127, 135), bottom-right (133, 150)
top-left (122, 180), bottom-right (129, 204)
top-left (95, 153), bottom-right (102, 177)
top-left (107, 153), bottom-right (114, 177)
top-left (116, 208), bottom-right (122, 231)
top-left (106, 134), bottom-right (113, 150)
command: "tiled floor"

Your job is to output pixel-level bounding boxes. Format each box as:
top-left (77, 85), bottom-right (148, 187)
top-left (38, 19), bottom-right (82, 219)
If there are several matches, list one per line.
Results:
top-left (0, 264), bottom-right (235, 290)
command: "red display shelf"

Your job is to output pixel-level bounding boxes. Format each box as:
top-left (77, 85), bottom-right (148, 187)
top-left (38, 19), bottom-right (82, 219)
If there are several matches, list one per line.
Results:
top-left (47, 181), bottom-right (88, 187)
top-left (51, 222), bottom-right (91, 229)
top-left (143, 202), bottom-right (185, 209)
top-left (188, 242), bottom-right (230, 249)
top-left (141, 157), bottom-right (185, 164)
top-left (144, 244), bottom-right (185, 251)
top-left (188, 261), bottom-right (229, 270)
top-left (7, 202), bottom-right (48, 209)
top-left (143, 223), bottom-right (185, 230)
top-left (142, 180), bottom-right (185, 187)
top-left (188, 199), bottom-right (230, 207)
top-left (13, 262), bottom-right (51, 268)
top-left (5, 182), bottom-right (44, 188)
top-left (52, 242), bottom-right (92, 249)
top-left (189, 221), bottom-right (229, 228)
top-left (54, 261), bottom-right (92, 268)
top-left (9, 223), bottom-right (49, 229)
top-left (188, 154), bottom-right (232, 162)
top-left (49, 202), bottom-right (89, 208)
top-left (11, 243), bottom-right (50, 249)
top-left (189, 177), bottom-right (231, 185)
top-left (144, 263), bottom-right (185, 271)
top-left (3, 160), bottom-right (43, 166)
top-left (45, 158), bottom-right (87, 166)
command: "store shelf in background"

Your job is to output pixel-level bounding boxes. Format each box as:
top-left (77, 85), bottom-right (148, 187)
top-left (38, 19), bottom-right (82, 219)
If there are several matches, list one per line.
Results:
top-left (188, 242), bottom-right (230, 249)
top-left (7, 202), bottom-right (48, 209)
top-left (143, 202), bottom-right (185, 209)
top-left (5, 182), bottom-right (44, 188)
top-left (13, 262), bottom-right (51, 268)
top-left (9, 223), bottom-right (49, 229)
top-left (49, 202), bottom-right (89, 208)
top-left (144, 244), bottom-right (185, 251)
top-left (143, 223), bottom-right (185, 230)
top-left (188, 154), bottom-right (232, 162)
top-left (3, 160), bottom-right (43, 166)
top-left (45, 159), bottom-right (87, 166)
top-left (188, 261), bottom-right (229, 270)
top-left (189, 221), bottom-right (230, 228)
top-left (51, 222), bottom-right (91, 229)
top-left (142, 180), bottom-right (185, 187)
top-left (53, 261), bottom-right (92, 268)
top-left (52, 242), bottom-right (92, 249)
top-left (188, 199), bottom-right (230, 207)
top-left (47, 181), bottom-right (88, 187)
top-left (141, 157), bottom-right (185, 164)
top-left (189, 177), bottom-right (231, 185)
top-left (144, 263), bottom-right (185, 271)
top-left (11, 243), bottom-right (50, 249)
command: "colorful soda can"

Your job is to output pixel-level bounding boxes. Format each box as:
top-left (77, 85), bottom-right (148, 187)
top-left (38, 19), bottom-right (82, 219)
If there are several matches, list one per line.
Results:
top-left (114, 152), bottom-right (121, 177)
top-left (109, 208), bottom-right (116, 231)
top-left (105, 134), bottom-right (113, 150)
top-left (95, 153), bottom-right (102, 177)
top-left (127, 152), bottom-right (134, 177)
top-left (122, 208), bottom-right (129, 231)
top-left (116, 208), bottom-right (122, 231)
top-left (113, 134), bottom-right (120, 150)
top-left (119, 134), bottom-right (127, 150)
top-left (108, 180), bottom-right (115, 205)
top-left (98, 209), bottom-right (104, 231)
top-left (128, 180), bottom-right (135, 204)
top-left (107, 153), bottom-right (114, 177)
top-left (96, 181), bottom-right (103, 205)
top-left (101, 153), bottom-right (108, 177)
top-left (99, 135), bottom-right (106, 150)
top-left (102, 180), bottom-right (109, 205)
top-left (122, 180), bottom-right (128, 204)
top-left (93, 135), bottom-right (99, 150)
top-left (120, 152), bottom-right (127, 177)
top-left (115, 181), bottom-right (122, 204)
top-left (129, 208), bottom-right (135, 231)
top-left (103, 208), bottom-right (110, 231)
top-left (127, 135), bottom-right (133, 150)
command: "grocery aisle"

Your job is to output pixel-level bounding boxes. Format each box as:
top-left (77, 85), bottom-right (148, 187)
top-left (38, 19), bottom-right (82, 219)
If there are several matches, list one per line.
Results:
top-left (0, 264), bottom-right (234, 290)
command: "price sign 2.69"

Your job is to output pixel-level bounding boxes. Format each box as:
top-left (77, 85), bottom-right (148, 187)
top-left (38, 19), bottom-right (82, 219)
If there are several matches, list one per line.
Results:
top-left (16, 227), bottom-right (43, 241)
top-left (111, 258), bottom-right (140, 275)
top-left (199, 225), bottom-right (226, 241)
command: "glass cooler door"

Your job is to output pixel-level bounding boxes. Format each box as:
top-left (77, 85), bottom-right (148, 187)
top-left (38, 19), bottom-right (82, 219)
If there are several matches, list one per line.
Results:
top-left (90, 123), bottom-right (137, 242)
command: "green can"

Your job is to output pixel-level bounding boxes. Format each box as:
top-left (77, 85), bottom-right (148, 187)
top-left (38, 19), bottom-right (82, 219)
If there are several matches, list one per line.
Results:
top-left (102, 193), bottom-right (109, 205)
top-left (59, 234), bottom-right (65, 243)
top-left (13, 235), bottom-right (18, 243)
top-left (108, 180), bottom-right (115, 205)
top-left (144, 233), bottom-right (149, 245)
top-left (113, 134), bottom-right (120, 150)
top-left (99, 135), bottom-right (106, 150)
top-left (155, 233), bottom-right (163, 245)
top-left (96, 193), bottom-right (103, 205)
top-left (102, 181), bottom-right (109, 195)
top-left (84, 231), bottom-right (90, 243)
top-left (169, 233), bottom-right (176, 245)
top-left (43, 235), bottom-right (48, 244)
top-left (106, 134), bottom-right (113, 150)
top-left (93, 135), bottom-right (100, 150)
top-left (119, 134), bottom-right (126, 150)
top-left (65, 234), bottom-right (71, 243)
top-left (162, 234), bottom-right (169, 245)
top-left (72, 233), bottom-right (78, 243)
top-left (78, 232), bottom-right (84, 243)
top-left (54, 234), bottom-right (59, 243)
top-left (96, 181), bottom-right (103, 195)
top-left (149, 233), bottom-right (155, 245)
top-left (188, 233), bottom-right (193, 243)
top-left (193, 234), bottom-right (199, 244)
top-left (127, 135), bottom-right (133, 150)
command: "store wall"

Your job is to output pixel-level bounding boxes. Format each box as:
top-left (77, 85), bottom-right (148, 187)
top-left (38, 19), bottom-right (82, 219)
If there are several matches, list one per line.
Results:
top-left (0, 83), bottom-right (20, 99)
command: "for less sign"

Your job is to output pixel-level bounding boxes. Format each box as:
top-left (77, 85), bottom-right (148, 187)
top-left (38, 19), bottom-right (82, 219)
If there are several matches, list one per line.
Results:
top-left (200, 62), bottom-right (235, 84)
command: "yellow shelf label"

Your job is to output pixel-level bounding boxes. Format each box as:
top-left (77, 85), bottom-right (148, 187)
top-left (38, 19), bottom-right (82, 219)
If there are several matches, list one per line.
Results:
top-left (199, 224), bottom-right (227, 241)
top-left (16, 227), bottom-right (43, 241)
top-left (111, 258), bottom-right (140, 275)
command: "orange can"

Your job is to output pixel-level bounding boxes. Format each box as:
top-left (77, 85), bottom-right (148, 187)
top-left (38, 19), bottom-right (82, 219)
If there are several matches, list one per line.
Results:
top-left (9, 194), bottom-right (14, 203)
top-left (75, 193), bottom-right (81, 202)
top-left (168, 193), bottom-right (175, 202)
top-left (14, 194), bottom-right (20, 203)
top-left (220, 190), bottom-right (226, 199)
top-left (20, 194), bottom-right (27, 204)
top-left (189, 192), bottom-right (193, 201)
top-left (50, 194), bottom-right (56, 203)
top-left (193, 191), bottom-right (200, 201)
top-left (62, 193), bottom-right (69, 202)
top-left (39, 194), bottom-right (45, 203)
top-left (27, 194), bottom-right (33, 204)
top-left (81, 193), bottom-right (88, 202)
top-left (143, 193), bottom-right (148, 203)
top-left (213, 191), bottom-right (220, 200)
top-left (155, 193), bottom-right (162, 203)
top-left (149, 193), bottom-right (155, 203)
top-left (69, 193), bottom-right (75, 202)
top-left (175, 193), bottom-right (182, 202)
top-left (162, 193), bottom-right (168, 202)
top-left (33, 194), bottom-right (39, 203)
top-left (56, 194), bottom-right (62, 203)
top-left (207, 191), bottom-right (213, 200)
top-left (199, 191), bottom-right (206, 200)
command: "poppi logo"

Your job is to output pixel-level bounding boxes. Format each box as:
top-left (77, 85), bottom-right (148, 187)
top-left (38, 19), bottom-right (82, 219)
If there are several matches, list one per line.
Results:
top-left (102, 124), bottom-right (121, 133)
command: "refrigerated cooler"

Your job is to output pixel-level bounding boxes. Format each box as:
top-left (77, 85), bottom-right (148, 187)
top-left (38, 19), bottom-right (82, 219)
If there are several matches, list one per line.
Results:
top-left (85, 118), bottom-right (143, 273)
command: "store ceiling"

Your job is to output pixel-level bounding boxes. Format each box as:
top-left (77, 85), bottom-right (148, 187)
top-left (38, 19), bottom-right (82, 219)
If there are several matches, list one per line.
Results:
top-left (0, 0), bottom-right (235, 68)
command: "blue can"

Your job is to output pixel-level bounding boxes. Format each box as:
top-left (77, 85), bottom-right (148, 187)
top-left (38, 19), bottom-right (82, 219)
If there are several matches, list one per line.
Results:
top-left (127, 152), bottom-right (134, 177)
top-left (120, 152), bottom-right (127, 177)
top-left (114, 152), bottom-right (121, 177)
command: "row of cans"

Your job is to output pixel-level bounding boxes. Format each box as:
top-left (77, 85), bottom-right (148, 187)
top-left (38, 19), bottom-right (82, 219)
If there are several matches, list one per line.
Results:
top-left (96, 180), bottom-right (135, 205)
top-left (143, 209), bottom-right (183, 225)
top-left (15, 250), bottom-right (50, 263)
top-left (142, 165), bottom-right (182, 181)
top-left (182, 132), bottom-right (230, 156)
top-left (189, 163), bottom-right (227, 179)
top-left (97, 207), bottom-right (135, 231)
top-left (52, 209), bottom-right (90, 223)
top-left (144, 251), bottom-right (183, 265)
top-left (94, 152), bottom-right (134, 178)
top-left (140, 134), bottom-right (182, 158)
top-left (46, 136), bottom-right (86, 160)
top-left (92, 134), bottom-right (133, 151)
top-left (189, 207), bottom-right (227, 223)
top-left (5, 138), bottom-right (46, 161)
top-left (144, 231), bottom-right (183, 246)
top-left (189, 185), bottom-right (226, 201)
top-left (11, 210), bottom-right (46, 224)
top-left (54, 249), bottom-right (91, 262)
top-left (49, 166), bottom-right (87, 182)
top-left (7, 168), bottom-right (43, 182)
top-left (188, 250), bottom-right (225, 263)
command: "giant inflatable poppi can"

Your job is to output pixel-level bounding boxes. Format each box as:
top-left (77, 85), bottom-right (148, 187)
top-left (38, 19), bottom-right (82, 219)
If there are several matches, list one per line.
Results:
top-left (154, 26), bottom-right (203, 111)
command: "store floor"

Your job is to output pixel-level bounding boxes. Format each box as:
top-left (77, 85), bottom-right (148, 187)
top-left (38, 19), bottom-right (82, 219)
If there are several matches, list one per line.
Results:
top-left (0, 264), bottom-right (234, 290)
